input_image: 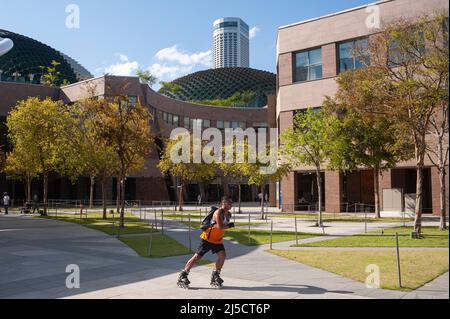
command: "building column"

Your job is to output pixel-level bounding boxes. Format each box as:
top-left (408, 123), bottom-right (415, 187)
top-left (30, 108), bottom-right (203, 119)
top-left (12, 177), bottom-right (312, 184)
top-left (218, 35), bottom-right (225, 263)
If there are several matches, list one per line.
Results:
top-left (269, 181), bottom-right (277, 207)
top-left (281, 172), bottom-right (297, 213)
top-left (379, 170), bottom-right (392, 212)
top-left (325, 171), bottom-right (342, 213)
top-left (431, 166), bottom-right (449, 217)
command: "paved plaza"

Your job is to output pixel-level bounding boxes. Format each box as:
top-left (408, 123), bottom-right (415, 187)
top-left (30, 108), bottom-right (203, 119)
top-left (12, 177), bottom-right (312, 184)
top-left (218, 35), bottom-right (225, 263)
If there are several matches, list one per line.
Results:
top-left (0, 214), bottom-right (448, 299)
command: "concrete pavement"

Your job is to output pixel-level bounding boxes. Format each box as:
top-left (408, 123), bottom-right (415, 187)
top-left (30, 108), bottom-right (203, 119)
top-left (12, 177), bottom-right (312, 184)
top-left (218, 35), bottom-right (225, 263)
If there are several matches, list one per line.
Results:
top-left (0, 214), bottom-right (448, 299)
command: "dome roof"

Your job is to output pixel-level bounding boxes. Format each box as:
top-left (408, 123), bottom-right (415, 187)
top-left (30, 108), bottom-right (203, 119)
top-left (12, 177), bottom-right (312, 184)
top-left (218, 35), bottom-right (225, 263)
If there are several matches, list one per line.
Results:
top-left (0, 29), bottom-right (92, 85)
top-left (159, 67), bottom-right (276, 107)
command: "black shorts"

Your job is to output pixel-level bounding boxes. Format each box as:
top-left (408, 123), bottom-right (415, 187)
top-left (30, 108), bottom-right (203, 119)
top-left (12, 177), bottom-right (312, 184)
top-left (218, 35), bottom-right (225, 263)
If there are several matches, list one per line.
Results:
top-left (196, 240), bottom-right (225, 257)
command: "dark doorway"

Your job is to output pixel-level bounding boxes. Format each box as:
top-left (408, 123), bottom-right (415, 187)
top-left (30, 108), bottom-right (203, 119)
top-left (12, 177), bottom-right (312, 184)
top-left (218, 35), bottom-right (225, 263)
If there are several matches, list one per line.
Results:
top-left (296, 172), bottom-right (325, 211)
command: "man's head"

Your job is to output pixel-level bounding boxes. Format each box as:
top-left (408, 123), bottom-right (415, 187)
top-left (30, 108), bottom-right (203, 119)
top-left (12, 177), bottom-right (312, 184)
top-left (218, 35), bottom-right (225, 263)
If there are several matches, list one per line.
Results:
top-left (221, 196), bottom-right (233, 211)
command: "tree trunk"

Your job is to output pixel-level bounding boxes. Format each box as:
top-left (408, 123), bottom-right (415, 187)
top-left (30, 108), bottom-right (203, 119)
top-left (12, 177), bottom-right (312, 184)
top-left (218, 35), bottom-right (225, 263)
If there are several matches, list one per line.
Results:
top-left (414, 162), bottom-right (424, 234)
top-left (116, 177), bottom-right (120, 214)
top-left (26, 175), bottom-right (32, 203)
top-left (374, 168), bottom-right (381, 218)
top-left (101, 177), bottom-right (107, 220)
top-left (178, 180), bottom-right (184, 212)
top-left (120, 175), bottom-right (126, 228)
top-left (316, 168), bottom-right (323, 227)
top-left (43, 173), bottom-right (48, 216)
top-left (89, 176), bottom-right (95, 209)
top-left (260, 185), bottom-right (265, 220)
top-left (439, 167), bottom-right (447, 231)
top-left (238, 183), bottom-right (242, 214)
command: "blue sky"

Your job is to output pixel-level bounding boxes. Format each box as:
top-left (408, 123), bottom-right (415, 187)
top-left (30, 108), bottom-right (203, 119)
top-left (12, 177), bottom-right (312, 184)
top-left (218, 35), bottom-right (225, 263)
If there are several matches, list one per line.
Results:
top-left (1, 0), bottom-right (371, 83)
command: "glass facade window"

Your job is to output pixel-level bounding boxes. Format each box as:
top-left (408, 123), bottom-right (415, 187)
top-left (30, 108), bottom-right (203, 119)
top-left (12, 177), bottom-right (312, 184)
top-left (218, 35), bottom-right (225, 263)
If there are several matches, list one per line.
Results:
top-left (388, 30), bottom-right (425, 67)
top-left (184, 117), bottom-right (190, 129)
top-left (339, 38), bottom-right (369, 73)
top-left (294, 48), bottom-right (322, 82)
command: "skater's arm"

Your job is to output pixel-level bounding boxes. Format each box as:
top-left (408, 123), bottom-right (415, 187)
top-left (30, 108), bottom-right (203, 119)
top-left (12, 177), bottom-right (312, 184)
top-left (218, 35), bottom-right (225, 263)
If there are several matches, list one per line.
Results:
top-left (214, 210), bottom-right (230, 230)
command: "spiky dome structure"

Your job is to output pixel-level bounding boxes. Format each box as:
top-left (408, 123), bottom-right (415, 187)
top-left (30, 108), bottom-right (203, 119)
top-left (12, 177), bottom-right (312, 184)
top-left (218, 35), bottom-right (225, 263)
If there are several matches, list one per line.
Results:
top-left (159, 67), bottom-right (276, 107)
top-left (0, 29), bottom-right (92, 86)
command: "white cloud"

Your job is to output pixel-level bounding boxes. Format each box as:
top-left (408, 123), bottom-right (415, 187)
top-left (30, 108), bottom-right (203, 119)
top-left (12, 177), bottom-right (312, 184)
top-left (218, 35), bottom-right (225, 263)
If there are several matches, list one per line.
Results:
top-left (102, 54), bottom-right (139, 76)
top-left (249, 26), bottom-right (260, 39)
top-left (148, 63), bottom-right (192, 80)
top-left (155, 45), bottom-right (212, 67)
top-left (96, 46), bottom-right (211, 82)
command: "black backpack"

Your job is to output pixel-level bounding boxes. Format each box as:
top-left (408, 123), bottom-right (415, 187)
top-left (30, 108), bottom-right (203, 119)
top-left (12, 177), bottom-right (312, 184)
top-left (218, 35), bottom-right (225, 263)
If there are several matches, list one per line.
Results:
top-left (200, 206), bottom-right (219, 231)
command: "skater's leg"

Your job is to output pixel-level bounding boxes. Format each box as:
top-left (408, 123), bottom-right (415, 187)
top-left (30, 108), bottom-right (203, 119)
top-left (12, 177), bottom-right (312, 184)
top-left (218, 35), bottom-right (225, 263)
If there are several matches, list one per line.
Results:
top-left (215, 250), bottom-right (226, 271)
top-left (184, 253), bottom-right (203, 272)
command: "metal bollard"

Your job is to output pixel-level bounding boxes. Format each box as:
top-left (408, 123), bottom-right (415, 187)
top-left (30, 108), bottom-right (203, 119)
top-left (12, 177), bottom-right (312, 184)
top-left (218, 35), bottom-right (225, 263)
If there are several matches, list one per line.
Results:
top-left (365, 212), bottom-right (368, 234)
top-left (395, 232), bottom-right (402, 288)
top-left (161, 210), bottom-right (164, 235)
top-left (270, 220), bottom-right (273, 250)
top-left (147, 232), bottom-right (153, 257)
top-left (188, 212), bottom-right (192, 251)
top-left (248, 212), bottom-right (251, 245)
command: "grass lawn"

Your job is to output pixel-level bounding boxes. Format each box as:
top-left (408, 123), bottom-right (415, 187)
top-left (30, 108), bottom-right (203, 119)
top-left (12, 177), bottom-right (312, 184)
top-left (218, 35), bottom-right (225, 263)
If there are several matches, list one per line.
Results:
top-left (119, 234), bottom-right (192, 258)
top-left (268, 214), bottom-right (414, 223)
top-left (39, 212), bottom-right (157, 236)
top-left (294, 226), bottom-right (449, 248)
top-left (268, 249), bottom-right (449, 291)
top-left (224, 228), bottom-right (321, 246)
top-left (119, 235), bottom-right (215, 266)
top-left (166, 218), bottom-right (319, 246)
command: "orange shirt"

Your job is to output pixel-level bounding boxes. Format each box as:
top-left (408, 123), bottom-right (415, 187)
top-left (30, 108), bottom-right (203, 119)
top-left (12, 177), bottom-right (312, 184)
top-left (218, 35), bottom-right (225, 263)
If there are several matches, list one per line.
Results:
top-left (200, 210), bottom-right (230, 244)
top-left (201, 226), bottom-right (226, 244)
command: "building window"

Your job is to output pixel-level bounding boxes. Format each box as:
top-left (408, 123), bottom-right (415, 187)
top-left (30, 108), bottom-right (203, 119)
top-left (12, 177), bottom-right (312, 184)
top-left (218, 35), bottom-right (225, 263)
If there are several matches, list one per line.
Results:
top-left (203, 119), bottom-right (211, 128)
top-left (294, 48), bottom-right (322, 82)
top-left (217, 120), bottom-right (224, 129)
top-left (163, 112), bottom-right (168, 122)
top-left (338, 38), bottom-right (370, 73)
top-left (173, 115), bottom-right (179, 126)
top-left (184, 117), bottom-right (190, 129)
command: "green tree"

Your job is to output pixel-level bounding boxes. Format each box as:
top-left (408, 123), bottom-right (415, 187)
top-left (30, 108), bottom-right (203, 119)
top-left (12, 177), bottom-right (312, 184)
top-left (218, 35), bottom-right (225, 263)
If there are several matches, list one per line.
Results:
top-left (136, 69), bottom-right (158, 87)
top-left (92, 95), bottom-right (154, 227)
top-left (159, 81), bottom-right (182, 95)
top-left (158, 133), bottom-right (217, 211)
top-left (39, 60), bottom-right (62, 87)
top-left (280, 108), bottom-right (335, 226)
top-left (353, 13), bottom-right (449, 233)
top-left (323, 68), bottom-right (414, 218)
top-left (4, 146), bottom-right (40, 203)
top-left (7, 97), bottom-right (71, 215)
top-left (62, 98), bottom-right (120, 218)
top-left (233, 139), bottom-right (289, 220)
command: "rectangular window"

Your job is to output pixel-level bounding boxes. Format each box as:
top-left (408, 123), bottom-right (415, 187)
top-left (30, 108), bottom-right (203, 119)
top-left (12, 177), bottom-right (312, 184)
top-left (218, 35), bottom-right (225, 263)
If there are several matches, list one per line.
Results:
top-left (217, 120), bottom-right (224, 129)
top-left (231, 121), bottom-right (239, 129)
top-left (184, 117), bottom-right (190, 129)
top-left (224, 121), bottom-right (231, 129)
top-left (173, 115), bottom-right (179, 126)
top-left (167, 113), bottom-right (173, 125)
top-left (239, 122), bottom-right (247, 129)
top-left (163, 112), bottom-right (168, 123)
top-left (294, 48), bottom-right (322, 82)
top-left (339, 38), bottom-right (370, 73)
top-left (203, 119), bottom-right (211, 128)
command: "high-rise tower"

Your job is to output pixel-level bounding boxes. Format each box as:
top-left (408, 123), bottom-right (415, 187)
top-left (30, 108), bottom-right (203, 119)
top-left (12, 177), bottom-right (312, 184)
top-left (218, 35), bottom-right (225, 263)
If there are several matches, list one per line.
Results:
top-left (213, 17), bottom-right (249, 69)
